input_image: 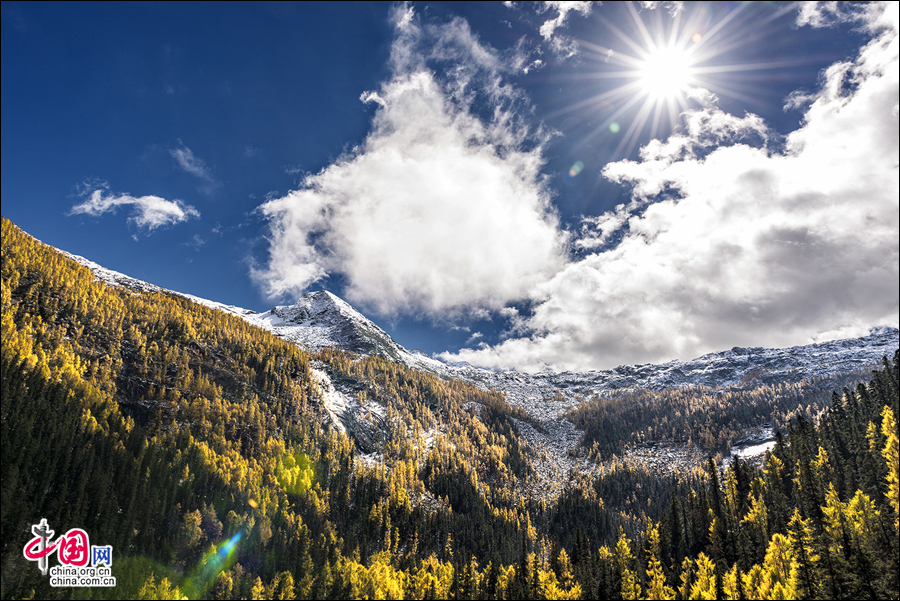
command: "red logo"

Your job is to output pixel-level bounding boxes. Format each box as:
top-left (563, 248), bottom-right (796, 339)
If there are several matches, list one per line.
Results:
top-left (25, 527), bottom-right (90, 567)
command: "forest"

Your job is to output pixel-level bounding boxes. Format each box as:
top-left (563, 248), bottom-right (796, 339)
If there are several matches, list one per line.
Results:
top-left (565, 372), bottom-right (876, 458)
top-left (1, 216), bottom-right (898, 600)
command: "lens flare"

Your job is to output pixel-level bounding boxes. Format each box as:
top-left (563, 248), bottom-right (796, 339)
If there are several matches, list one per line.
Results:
top-left (183, 531), bottom-right (243, 598)
top-left (568, 161), bottom-right (585, 178)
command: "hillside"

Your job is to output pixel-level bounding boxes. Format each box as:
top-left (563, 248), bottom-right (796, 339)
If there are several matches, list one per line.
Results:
top-left (3, 217), bottom-right (898, 600)
top-left (64, 246), bottom-right (899, 490)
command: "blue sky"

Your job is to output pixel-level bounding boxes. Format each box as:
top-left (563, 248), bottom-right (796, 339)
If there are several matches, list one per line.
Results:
top-left (3, 2), bottom-right (897, 371)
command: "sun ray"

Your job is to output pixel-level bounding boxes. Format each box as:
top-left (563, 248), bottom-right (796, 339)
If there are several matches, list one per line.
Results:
top-left (626, 1), bottom-right (660, 57)
top-left (551, 1), bottom-right (820, 162)
top-left (614, 94), bottom-right (659, 158)
top-left (649, 98), bottom-right (665, 141)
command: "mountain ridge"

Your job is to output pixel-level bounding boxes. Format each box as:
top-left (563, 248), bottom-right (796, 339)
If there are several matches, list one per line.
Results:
top-left (64, 247), bottom-right (898, 481)
top-left (18, 227), bottom-right (898, 498)
top-left (64, 249), bottom-right (899, 400)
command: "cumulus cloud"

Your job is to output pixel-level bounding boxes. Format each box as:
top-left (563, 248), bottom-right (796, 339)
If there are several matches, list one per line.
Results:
top-left (254, 6), bottom-right (566, 317)
top-left (69, 181), bottom-right (200, 233)
top-left (443, 2), bottom-right (899, 371)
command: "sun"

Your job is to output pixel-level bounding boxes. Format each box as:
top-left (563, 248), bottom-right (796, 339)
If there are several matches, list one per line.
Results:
top-left (637, 45), bottom-right (695, 100)
top-left (548, 2), bottom-right (791, 159)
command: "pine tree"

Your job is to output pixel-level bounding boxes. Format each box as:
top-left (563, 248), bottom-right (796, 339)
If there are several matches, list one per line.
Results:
top-left (787, 509), bottom-right (820, 599)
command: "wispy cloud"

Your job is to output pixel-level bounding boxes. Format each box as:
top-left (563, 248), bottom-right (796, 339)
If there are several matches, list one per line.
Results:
top-left (170, 143), bottom-right (213, 181)
top-left (169, 142), bottom-right (220, 194)
top-left (359, 90), bottom-right (386, 107)
top-left (537, 2), bottom-right (594, 41)
top-left (507, 1), bottom-right (594, 58)
top-left (795, 1), bottom-right (870, 28)
top-left (443, 2), bottom-right (899, 371)
top-left (186, 234), bottom-right (206, 250)
top-left (639, 1), bottom-right (684, 18)
top-left (69, 180), bottom-right (200, 234)
top-left (254, 6), bottom-right (566, 317)
top-left (465, 331), bottom-right (484, 346)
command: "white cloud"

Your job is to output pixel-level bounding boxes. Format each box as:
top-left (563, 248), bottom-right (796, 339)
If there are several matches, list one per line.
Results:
top-left (795, 1), bottom-right (868, 28)
top-left (465, 332), bottom-right (484, 345)
top-left (523, 59), bottom-right (545, 74)
top-left (254, 7), bottom-right (566, 317)
top-left (537, 2), bottom-right (594, 41)
top-left (640, 1), bottom-right (684, 17)
top-left (443, 2), bottom-right (899, 371)
top-left (170, 142), bottom-right (214, 182)
top-left (506, 1), bottom-right (594, 58)
top-left (685, 86), bottom-right (719, 107)
top-left (69, 181), bottom-right (200, 233)
top-left (360, 90), bottom-right (386, 107)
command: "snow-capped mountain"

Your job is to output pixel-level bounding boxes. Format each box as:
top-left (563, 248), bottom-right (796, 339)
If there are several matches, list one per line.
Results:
top-left (459, 331), bottom-right (898, 423)
top-left (64, 250), bottom-right (448, 369)
top-left (242, 291), bottom-right (416, 362)
top-left (66, 250), bottom-right (898, 414)
top-left (63, 248), bottom-right (898, 486)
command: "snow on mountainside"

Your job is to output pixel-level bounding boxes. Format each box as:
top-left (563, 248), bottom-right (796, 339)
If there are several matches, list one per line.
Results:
top-left (242, 291), bottom-right (429, 366)
top-left (66, 249), bottom-right (899, 407)
top-left (65, 249), bottom-right (898, 493)
top-left (459, 331), bottom-right (898, 434)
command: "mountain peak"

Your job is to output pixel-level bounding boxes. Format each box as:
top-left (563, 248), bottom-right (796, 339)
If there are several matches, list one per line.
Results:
top-left (265, 289), bottom-right (368, 330)
top-left (251, 290), bottom-right (409, 360)
top-left (294, 289), bottom-right (360, 319)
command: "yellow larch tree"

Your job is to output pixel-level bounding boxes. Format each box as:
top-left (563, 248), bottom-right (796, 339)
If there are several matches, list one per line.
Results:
top-left (880, 406), bottom-right (899, 533)
top-left (644, 522), bottom-right (675, 600)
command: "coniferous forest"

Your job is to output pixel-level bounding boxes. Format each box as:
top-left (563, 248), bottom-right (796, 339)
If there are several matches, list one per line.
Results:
top-left (2, 216), bottom-right (898, 600)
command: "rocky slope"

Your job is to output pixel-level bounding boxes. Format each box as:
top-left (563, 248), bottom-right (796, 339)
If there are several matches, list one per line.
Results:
top-left (66, 251), bottom-right (898, 490)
